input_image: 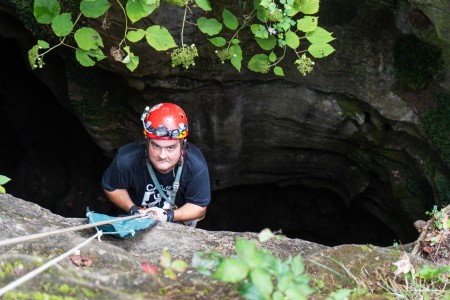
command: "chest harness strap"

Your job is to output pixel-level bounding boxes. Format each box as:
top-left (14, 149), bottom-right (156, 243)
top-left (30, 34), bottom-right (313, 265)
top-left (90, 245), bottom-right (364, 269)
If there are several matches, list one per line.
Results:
top-left (146, 160), bottom-right (183, 209)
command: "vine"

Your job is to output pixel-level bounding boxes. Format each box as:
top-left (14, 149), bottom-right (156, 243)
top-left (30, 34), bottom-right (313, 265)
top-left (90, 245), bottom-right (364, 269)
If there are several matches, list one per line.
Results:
top-left (29, 0), bottom-right (335, 76)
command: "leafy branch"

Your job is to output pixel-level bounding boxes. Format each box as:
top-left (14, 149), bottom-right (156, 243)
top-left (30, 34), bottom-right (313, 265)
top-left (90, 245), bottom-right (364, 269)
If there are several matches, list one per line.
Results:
top-left (29, 0), bottom-right (335, 76)
top-left (0, 175), bottom-right (11, 194)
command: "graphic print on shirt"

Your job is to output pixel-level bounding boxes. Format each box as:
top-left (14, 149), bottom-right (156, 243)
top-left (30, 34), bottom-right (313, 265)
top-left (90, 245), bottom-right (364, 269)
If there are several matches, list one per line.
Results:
top-left (141, 183), bottom-right (172, 208)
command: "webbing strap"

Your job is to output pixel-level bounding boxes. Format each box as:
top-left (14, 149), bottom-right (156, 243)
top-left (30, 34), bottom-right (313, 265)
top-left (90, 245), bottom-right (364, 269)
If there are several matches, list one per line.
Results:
top-left (146, 160), bottom-right (183, 208)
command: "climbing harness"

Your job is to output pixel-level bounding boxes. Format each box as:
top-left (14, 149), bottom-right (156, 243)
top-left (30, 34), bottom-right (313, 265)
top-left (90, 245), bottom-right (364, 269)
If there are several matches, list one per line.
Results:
top-left (146, 159), bottom-right (183, 209)
top-left (0, 231), bottom-right (102, 297)
top-left (146, 160), bottom-right (201, 227)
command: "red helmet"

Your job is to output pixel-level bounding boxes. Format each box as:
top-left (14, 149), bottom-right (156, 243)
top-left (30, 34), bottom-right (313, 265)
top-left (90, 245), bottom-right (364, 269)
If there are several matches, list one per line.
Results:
top-left (141, 103), bottom-right (188, 139)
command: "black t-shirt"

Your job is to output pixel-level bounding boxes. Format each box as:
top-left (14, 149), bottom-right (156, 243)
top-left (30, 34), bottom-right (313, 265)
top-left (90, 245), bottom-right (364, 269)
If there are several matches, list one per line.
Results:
top-left (102, 141), bottom-right (210, 209)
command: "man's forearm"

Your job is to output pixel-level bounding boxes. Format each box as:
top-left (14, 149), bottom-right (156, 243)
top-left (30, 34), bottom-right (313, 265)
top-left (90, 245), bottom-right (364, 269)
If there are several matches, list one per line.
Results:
top-left (103, 189), bottom-right (135, 213)
top-left (172, 203), bottom-right (206, 222)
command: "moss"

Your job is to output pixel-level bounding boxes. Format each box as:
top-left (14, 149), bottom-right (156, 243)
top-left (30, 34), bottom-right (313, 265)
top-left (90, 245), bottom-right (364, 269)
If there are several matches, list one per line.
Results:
top-left (393, 35), bottom-right (444, 90)
top-left (422, 93), bottom-right (450, 165)
top-left (360, 245), bottom-right (373, 252)
top-left (337, 98), bottom-right (361, 118)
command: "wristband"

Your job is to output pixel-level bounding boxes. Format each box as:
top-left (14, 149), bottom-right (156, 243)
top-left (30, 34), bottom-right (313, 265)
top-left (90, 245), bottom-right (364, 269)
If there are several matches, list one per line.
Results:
top-left (128, 205), bottom-right (139, 215)
top-left (166, 210), bottom-right (175, 222)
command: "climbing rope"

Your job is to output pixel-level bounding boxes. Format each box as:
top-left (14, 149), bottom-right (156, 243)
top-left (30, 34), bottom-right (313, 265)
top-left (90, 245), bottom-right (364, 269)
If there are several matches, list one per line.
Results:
top-left (0, 231), bottom-right (103, 297)
top-left (0, 214), bottom-right (144, 247)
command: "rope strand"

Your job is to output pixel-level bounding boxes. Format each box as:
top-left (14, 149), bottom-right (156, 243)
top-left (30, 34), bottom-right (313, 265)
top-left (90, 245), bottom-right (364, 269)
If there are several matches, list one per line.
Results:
top-left (0, 214), bottom-right (144, 247)
top-left (0, 231), bottom-right (102, 296)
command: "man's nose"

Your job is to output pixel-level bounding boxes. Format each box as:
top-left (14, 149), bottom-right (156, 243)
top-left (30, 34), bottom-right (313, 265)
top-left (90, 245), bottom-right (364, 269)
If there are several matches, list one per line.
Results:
top-left (159, 148), bottom-right (167, 158)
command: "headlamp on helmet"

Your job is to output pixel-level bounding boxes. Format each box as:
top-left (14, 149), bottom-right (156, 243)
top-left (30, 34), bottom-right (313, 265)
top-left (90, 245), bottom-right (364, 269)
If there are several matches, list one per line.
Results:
top-left (141, 103), bottom-right (189, 140)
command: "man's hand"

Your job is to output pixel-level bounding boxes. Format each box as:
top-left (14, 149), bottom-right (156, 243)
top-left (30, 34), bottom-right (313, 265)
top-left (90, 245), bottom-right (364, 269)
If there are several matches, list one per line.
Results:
top-left (148, 207), bottom-right (174, 222)
top-left (128, 205), bottom-right (152, 216)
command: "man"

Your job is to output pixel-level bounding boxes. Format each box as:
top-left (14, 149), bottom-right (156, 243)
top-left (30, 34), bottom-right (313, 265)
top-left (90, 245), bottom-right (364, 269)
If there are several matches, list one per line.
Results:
top-left (101, 102), bottom-right (210, 226)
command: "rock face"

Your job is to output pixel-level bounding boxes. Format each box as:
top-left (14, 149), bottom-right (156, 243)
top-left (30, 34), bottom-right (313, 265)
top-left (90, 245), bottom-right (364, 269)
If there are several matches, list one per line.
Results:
top-left (0, 193), bottom-right (443, 299)
top-left (0, 0), bottom-right (449, 245)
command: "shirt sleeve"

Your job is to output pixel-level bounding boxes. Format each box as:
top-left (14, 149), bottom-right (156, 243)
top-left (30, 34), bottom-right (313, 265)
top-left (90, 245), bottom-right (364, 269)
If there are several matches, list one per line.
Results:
top-left (181, 167), bottom-right (211, 207)
top-left (101, 155), bottom-right (130, 192)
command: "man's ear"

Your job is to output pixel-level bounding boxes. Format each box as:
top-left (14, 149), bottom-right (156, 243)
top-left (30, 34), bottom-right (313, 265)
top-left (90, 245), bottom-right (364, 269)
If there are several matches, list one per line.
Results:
top-left (181, 139), bottom-right (187, 149)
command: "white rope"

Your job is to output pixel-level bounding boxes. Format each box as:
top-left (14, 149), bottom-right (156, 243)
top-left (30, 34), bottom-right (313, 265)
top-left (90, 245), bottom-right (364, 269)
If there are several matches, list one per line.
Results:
top-left (0, 231), bottom-right (103, 297)
top-left (0, 214), bottom-right (145, 247)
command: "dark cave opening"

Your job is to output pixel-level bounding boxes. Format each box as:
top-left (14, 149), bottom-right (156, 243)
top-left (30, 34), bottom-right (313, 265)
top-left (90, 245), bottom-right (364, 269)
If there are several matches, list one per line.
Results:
top-left (198, 184), bottom-right (401, 246)
top-left (0, 35), bottom-right (415, 247)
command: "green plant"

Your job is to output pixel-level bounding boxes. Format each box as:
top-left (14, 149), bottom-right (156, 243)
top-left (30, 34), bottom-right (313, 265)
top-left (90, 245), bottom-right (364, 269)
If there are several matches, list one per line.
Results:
top-left (0, 175), bottom-right (11, 194)
top-left (425, 205), bottom-right (448, 230)
top-left (191, 228), bottom-right (314, 300)
top-left (381, 254), bottom-right (450, 299)
top-left (422, 93), bottom-right (450, 166)
top-left (28, 0), bottom-right (335, 76)
top-left (393, 35), bottom-right (444, 90)
top-left (159, 248), bottom-right (189, 279)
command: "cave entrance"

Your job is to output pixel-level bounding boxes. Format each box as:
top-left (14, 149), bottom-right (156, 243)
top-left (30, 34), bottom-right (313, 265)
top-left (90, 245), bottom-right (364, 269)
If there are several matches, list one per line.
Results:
top-left (198, 184), bottom-right (401, 246)
top-left (0, 34), bottom-right (415, 248)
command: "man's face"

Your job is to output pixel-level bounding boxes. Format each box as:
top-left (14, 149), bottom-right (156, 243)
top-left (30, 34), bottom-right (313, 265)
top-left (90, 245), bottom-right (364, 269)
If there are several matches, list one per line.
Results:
top-left (148, 139), bottom-right (181, 174)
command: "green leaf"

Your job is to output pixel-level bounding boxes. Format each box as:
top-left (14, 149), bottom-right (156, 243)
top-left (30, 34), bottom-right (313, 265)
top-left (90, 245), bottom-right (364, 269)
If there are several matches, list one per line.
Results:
top-left (160, 249), bottom-right (172, 268)
top-left (250, 268), bottom-right (273, 298)
top-left (126, 0), bottom-right (158, 23)
top-left (171, 259), bottom-right (189, 272)
top-left (236, 238), bottom-right (257, 260)
top-left (306, 27), bottom-right (335, 44)
top-left (292, 0), bottom-right (319, 15)
top-left (208, 37), bottom-right (226, 47)
top-left (37, 40), bottom-right (50, 49)
top-left (250, 24), bottom-right (268, 39)
top-left (145, 25), bottom-right (177, 51)
top-left (127, 29), bottom-right (146, 43)
top-left (285, 286), bottom-right (308, 300)
top-left (197, 17), bottom-right (223, 36)
top-left (34, 0), bottom-right (60, 24)
top-left (255, 35), bottom-right (276, 51)
top-left (75, 48), bottom-right (95, 67)
top-left (229, 44), bottom-right (242, 72)
top-left (285, 30), bottom-right (299, 49)
top-left (268, 52), bottom-right (277, 63)
top-left (231, 39), bottom-right (240, 45)
top-left (195, 0), bottom-right (212, 11)
top-left (80, 0), bottom-right (111, 18)
top-left (236, 240), bottom-right (274, 269)
top-left (278, 272), bottom-right (294, 291)
top-left (213, 257), bottom-right (249, 282)
top-left (123, 46), bottom-right (139, 71)
top-left (0, 175), bottom-right (11, 186)
top-left (274, 66), bottom-right (284, 76)
top-left (308, 43), bottom-right (335, 58)
top-left (291, 254), bottom-right (305, 276)
top-left (125, 55), bottom-right (139, 72)
top-left (297, 16), bottom-right (318, 32)
top-left (223, 9), bottom-right (238, 30)
top-left (74, 27), bottom-right (104, 50)
top-left (51, 13), bottom-right (73, 37)
top-left (0, 186), bottom-right (5, 194)
top-left (164, 268), bottom-right (177, 280)
top-left (272, 291), bottom-right (284, 300)
top-left (248, 54), bottom-right (271, 73)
